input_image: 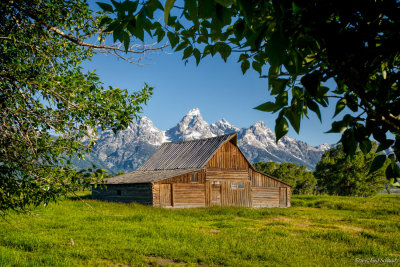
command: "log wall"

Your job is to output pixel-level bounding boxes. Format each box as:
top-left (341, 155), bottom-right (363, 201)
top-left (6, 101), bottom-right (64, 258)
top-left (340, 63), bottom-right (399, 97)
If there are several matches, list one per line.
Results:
top-left (91, 184), bottom-right (153, 204)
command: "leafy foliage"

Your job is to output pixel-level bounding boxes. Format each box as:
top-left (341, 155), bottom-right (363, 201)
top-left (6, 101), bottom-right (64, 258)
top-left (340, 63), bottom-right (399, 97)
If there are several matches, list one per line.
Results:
top-left (253, 162), bottom-right (316, 194)
top-left (314, 145), bottom-right (388, 196)
top-left (0, 0), bottom-right (157, 213)
top-left (100, 0), bottom-right (400, 178)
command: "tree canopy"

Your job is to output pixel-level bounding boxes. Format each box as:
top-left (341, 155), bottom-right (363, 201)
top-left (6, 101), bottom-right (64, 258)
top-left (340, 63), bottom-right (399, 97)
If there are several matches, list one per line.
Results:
top-left (253, 162), bottom-right (316, 194)
top-left (314, 145), bottom-right (388, 196)
top-left (99, 0), bottom-right (400, 179)
top-left (0, 0), bottom-right (165, 213)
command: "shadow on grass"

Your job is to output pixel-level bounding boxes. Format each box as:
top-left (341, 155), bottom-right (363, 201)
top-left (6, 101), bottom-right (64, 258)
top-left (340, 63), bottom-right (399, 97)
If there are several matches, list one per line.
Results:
top-left (67, 193), bottom-right (92, 201)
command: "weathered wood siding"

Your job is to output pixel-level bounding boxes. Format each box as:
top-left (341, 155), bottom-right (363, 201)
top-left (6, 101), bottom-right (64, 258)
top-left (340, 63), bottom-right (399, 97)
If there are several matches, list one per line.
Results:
top-left (91, 184), bottom-right (152, 204)
top-left (252, 187), bottom-right (280, 207)
top-left (249, 169), bottom-right (289, 188)
top-left (249, 169), bottom-right (291, 207)
top-left (153, 170), bottom-right (207, 208)
top-left (287, 188), bottom-right (291, 207)
top-left (152, 183), bottom-right (160, 207)
top-left (160, 169), bottom-right (206, 184)
top-left (173, 184), bottom-right (206, 207)
top-left (221, 181), bottom-right (251, 207)
top-left (206, 141), bottom-right (249, 170)
top-left (160, 184), bottom-right (172, 207)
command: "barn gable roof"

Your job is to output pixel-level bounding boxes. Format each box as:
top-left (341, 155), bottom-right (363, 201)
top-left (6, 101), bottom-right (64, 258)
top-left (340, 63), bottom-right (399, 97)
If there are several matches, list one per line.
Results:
top-left (137, 133), bottom-right (237, 171)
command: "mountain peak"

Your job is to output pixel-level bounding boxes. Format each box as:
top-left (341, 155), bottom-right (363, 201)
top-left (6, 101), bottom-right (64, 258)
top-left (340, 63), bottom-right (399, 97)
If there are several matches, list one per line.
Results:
top-left (251, 120), bottom-right (267, 129)
top-left (186, 108), bottom-right (201, 117)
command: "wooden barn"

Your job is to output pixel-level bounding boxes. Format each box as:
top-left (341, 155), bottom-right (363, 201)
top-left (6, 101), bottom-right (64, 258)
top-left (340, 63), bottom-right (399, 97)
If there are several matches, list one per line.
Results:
top-left (92, 133), bottom-right (291, 208)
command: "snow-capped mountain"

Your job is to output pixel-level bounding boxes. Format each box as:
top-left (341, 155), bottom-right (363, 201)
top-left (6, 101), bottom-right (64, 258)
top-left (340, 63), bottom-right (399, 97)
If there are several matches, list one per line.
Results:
top-left (166, 108), bottom-right (215, 141)
top-left (74, 108), bottom-right (331, 173)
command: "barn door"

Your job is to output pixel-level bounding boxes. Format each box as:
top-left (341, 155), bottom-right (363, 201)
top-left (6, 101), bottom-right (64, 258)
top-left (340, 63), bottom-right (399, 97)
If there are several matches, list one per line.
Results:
top-left (211, 184), bottom-right (221, 206)
top-left (160, 184), bottom-right (172, 207)
top-left (279, 187), bottom-right (287, 207)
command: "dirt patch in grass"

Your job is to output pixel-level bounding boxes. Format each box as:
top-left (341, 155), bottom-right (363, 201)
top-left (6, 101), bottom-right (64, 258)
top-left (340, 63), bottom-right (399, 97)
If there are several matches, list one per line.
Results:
top-left (209, 229), bottom-right (220, 234)
top-left (263, 216), bottom-right (292, 222)
top-left (338, 225), bottom-right (365, 232)
top-left (147, 256), bottom-right (209, 266)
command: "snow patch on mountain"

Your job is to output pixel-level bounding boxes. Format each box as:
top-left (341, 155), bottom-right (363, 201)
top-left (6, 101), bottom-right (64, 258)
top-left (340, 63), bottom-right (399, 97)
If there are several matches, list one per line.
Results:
top-left (75, 108), bottom-right (331, 173)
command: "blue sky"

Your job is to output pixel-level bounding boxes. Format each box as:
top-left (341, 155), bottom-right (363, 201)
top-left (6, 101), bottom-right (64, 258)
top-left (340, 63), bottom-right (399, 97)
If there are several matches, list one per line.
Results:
top-left (82, 0), bottom-right (342, 146)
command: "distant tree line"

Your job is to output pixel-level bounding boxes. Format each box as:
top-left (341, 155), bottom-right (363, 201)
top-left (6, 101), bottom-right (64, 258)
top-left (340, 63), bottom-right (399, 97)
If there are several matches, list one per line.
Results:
top-left (253, 162), bottom-right (316, 195)
top-left (254, 144), bottom-right (393, 196)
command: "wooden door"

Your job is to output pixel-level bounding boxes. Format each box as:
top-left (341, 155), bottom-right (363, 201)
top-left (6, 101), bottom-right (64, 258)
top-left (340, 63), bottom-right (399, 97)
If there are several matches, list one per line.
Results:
top-left (279, 187), bottom-right (287, 207)
top-left (211, 184), bottom-right (221, 206)
top-left (160, 184), bottom-right (172, 207)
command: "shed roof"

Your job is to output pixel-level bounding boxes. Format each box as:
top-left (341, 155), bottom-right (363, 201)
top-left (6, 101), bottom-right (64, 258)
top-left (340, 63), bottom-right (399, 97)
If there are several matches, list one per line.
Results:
top-left (137, 133), bottom-right (237, 171)
top-left (103, 169), bottom-right (200, 184)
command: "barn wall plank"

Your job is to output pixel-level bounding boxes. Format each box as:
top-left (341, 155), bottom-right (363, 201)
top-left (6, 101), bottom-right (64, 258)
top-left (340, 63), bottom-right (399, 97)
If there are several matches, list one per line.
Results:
top-left (206, 141), bottom-right (249, 170)
top-left (173, 184), bottom-right (206, 207)
top-left (92, 184), bottom-right (153, 204)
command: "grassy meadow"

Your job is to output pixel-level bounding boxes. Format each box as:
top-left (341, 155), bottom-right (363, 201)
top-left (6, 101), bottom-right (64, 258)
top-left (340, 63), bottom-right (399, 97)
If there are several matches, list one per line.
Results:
top-left (0, 193), bottom-right (399, 266)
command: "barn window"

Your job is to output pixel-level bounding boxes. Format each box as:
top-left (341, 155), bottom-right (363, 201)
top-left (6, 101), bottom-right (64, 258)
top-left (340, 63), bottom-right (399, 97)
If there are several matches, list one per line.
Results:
top-left (238, 182), bottom-right (244, 189)
top-left (117, 190), bottom-right (121, 196)
top-left (213, 181), bottom-right (221, 185)
top-left (231, 182), bottom-right (237, 189)
top-left (191, 173), bottom-right (198, 183)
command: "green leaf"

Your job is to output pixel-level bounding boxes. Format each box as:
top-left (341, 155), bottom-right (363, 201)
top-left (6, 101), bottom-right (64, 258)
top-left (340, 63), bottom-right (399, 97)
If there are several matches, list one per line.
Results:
top-left (275, 114), bottom-right (289, 142)
top-left (275, 91), bottom-right (288, 106)
top-left (183, 46), bottom-right (193, 59)
top-left (301, 73), bottom-right (319, 97)
top-left (175, 41), bottom-right (189, 51)
top-left (359, 139), bottom-right (372, 154)
top-left (167, 32), bottom-right (179, 48)
top-left (345, 93), bottom-right (358, 112)
top-left (193, 48), bottom-right (201, 65)
top-left (341, 129), bottom-right (357, 156)
top-left (215, 0), bottom-right (233, 7)
top-left (333, 98), bottom-right (346, 118)
top-left (285, 109), bottom-right (301, 134)
top-left (385, 164), bottom-right (397, 179)
top-left (241, 59), bottom-right (250, 74)
top-left (238, 53), bottom-right (249, 62)
top-left (97, 2), bottom-right (114, 12)
top-left (269, 78), bottom-right (288, 95)
top-left (123, 31), bottom-right (130, 52)
top-left (216, 3), bottom-right (224, 21)
top-left (291, 2), bottom-right (301, 14)
top-left (124, 0), bottom-right (139, 13)
top-left (307, 100), bottom-right (321, 121)
top-left (216, 42), bottom-right (231, 62)
top-left (252, 61), bottom-right (262, 75)
top-left (164, 0), bottom-right (176, 25)
top-left (326, 121), bottom-right (347, 133)
top-left (99, 17), bottom-right (112, 28)
top-left (185, 0), bottom-right (198, 23)
top-left (254, 102), bottom-right (278, 112)
top-left (104, 21), bottom-right (120, 33)
top-left (377, 139), bottom-right (394, 152)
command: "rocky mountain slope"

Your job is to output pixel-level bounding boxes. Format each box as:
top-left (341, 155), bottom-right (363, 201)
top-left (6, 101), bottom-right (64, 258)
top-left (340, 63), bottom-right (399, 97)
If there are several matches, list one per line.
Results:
top-left (73, 108), bottom-right (331, 173)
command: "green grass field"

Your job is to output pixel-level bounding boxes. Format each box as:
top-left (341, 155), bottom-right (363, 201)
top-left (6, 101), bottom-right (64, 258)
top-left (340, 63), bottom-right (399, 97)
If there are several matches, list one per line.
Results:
top-left (0, 193), bottom-right (399, 266)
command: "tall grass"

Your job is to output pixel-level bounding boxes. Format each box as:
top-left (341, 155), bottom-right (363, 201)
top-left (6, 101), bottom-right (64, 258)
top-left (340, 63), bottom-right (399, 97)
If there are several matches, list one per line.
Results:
top-left (0, 194), bottom-right (399, 266)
